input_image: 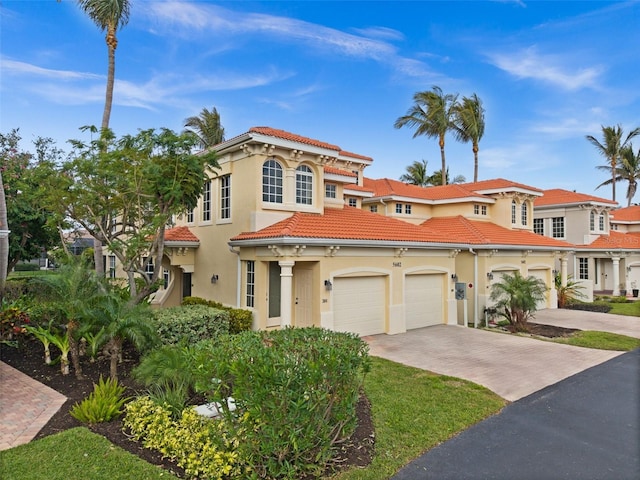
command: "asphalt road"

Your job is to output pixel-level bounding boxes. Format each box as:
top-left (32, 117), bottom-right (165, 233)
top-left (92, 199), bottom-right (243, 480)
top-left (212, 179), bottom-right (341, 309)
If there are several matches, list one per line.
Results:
top-left (392, 348), bottom-right (640, 480)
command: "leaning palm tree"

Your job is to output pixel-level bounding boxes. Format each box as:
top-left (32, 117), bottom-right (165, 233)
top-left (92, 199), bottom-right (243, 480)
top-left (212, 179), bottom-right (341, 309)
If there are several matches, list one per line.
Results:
top-left (77, 0), bottom-right (131, 276)
top-left (399, 159), bottom-right (431, 186)
top-left (490, 271), bottom-right (547, 333)
top-left (452, 93), bottom-right (485, 182)
top-left (586, 125), bottom-right (640, 202)
top-left (395, 86), bottom-right (459, 185)
top-left (596, 144), bottom-right (640, 206)
top-left (184, 106), bottom-right (225, 150)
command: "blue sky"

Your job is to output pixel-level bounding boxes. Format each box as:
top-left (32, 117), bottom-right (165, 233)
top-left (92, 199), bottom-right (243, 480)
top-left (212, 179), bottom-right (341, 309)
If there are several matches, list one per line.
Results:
top-left (1, 1), bottom-right (639, 200)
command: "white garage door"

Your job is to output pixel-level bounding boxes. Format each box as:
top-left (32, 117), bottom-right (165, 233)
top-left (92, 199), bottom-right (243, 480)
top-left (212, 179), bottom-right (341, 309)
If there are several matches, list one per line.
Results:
top-left (333, 276), bottom-right (385, 336)
top-left (528, 269), bottom-right (549, 310)
top-left (405, 274), bottom-right (444, 330)
top-left (629, 266), bottom-right (640, 293)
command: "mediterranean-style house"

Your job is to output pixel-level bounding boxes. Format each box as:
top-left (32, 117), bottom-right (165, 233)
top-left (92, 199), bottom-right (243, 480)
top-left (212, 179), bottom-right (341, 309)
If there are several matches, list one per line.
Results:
top-left (147, 126), bottom-right (590, 336)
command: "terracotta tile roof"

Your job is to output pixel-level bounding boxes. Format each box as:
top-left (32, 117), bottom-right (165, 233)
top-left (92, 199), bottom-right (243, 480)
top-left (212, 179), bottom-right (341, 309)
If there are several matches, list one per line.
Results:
top-left (465, 178), bottom-right (543, 194)
top-left (230, 207), bottom-right (455, 244)
top-left (344, 184), bottom-right (375, 194)
top-left (339, 150), bottom-right (373, 162)
top-left (534, 188), bottom-right (617, 207)
top-left (422, 216), bottom-right (574, 248)
top-left (323, 166), bottom-right (357, 177)
top-left (363, 178), bottom-right (485, 201)
top-left (611, 205), bottom-right (640, 222)
top-left (164, 226), bottom-right (199, 243)
top-left (249, 127), bottom-right (341, 151)
top-left (581, 231), bottom-right (640, 249)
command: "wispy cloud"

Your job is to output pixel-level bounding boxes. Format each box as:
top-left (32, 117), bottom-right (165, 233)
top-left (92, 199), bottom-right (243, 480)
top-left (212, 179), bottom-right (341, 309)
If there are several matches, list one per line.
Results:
top-left (487, 46), bottom-right (603, 90)
top-left (0, 57), bottom-right (102, 81)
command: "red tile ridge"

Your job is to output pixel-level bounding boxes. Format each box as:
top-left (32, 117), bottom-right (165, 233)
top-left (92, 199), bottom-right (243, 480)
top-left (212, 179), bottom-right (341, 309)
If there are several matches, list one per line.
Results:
top-left (164, 226), bottom-right (199, 243)
top-left (249, 127), bottom-right (341, 151)
top-left (535, 188), bottom-right (617, 207)
top-left (324, 165), bottom-right (357, 177)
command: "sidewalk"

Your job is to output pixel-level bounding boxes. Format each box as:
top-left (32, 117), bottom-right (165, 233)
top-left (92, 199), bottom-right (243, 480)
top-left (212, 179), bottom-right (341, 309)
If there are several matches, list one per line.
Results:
top-left (0, 361), bottom-right (67, 451)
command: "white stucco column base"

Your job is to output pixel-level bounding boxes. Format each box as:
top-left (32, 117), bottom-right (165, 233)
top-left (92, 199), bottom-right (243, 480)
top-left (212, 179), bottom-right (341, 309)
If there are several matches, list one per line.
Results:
top-left (320, 311), bottom-right (334, 331)
top-left (387, 304), bottom-right (405, 335)
top-left (446, 299), bottom-right (458, 325)
top-left (612, 257), bottom-right (621, 296)
top-left (548, 288), bottom-right (558, 310)
top-left (279, 260), bottom-right (295, 327)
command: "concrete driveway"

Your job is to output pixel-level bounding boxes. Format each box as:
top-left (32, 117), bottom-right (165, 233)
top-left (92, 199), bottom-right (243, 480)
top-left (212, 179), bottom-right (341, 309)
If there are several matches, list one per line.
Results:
top-left (363, 309), bottom-right (638, 401)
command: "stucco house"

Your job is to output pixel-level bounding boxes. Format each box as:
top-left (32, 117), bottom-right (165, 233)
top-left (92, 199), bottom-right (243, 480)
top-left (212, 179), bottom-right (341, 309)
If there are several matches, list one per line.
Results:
top-left (148, 127), bottom-right (578, 336)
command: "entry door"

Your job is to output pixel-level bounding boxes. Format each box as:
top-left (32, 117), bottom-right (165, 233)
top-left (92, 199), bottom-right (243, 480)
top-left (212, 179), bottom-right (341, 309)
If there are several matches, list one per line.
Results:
top-left (182, 272), bottom-right (192, 299)
top-left (294, 268), bottom-right (313, 327)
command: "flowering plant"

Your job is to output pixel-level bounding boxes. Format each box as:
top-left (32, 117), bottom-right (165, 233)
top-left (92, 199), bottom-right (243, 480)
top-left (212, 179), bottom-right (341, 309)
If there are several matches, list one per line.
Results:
top-left (0, 307), bottom-right (31, 345)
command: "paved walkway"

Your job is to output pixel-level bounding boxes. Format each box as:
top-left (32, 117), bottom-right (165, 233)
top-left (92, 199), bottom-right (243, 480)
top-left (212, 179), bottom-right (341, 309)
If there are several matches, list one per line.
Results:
top-left (364, 309), bottom-right (638, 401)
top-left (0, 361), bottom-right (67, 451)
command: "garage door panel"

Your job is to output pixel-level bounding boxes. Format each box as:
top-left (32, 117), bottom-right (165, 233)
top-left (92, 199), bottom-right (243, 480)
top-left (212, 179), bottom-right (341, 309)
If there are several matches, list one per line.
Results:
top-left (405, 274), bottom-right (443, 330)
top-left (334, 277), bottom-right (385, 336)
top-left (528, 270), bottom-right (548, 310)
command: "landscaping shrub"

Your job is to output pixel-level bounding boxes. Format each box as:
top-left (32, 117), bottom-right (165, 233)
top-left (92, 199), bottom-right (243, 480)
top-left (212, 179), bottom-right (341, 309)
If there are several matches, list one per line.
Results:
top-left (151, 305), bottom-right (230, 345)
top-left (14, 263), bottom-right (40, 271)
top-left (182, 296), bottom-right (253, 334)
top-left (70, 376), bottom-right (129, 424)
top-left (124, 397), bottom-right (244, 480)
top-left (563, 302), bottom-right (612, 313)
top-left (192, 327), bottom-right (371, 479)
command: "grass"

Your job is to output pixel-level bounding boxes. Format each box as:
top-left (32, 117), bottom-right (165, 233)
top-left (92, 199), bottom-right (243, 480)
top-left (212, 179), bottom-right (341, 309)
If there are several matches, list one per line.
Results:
top-left (608, 301), bottom-right (640, 317)
top-left (333, 357), bottom-right (505, 479)
top-left (551, 330), bottom-right (640, 351)
top-left (0, 357), bottom-right (505, 480)
top-left (0, 427), bottom-right (174, 480)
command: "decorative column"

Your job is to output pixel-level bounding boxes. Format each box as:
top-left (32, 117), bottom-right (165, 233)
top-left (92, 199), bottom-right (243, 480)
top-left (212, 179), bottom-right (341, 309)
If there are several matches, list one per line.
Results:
top-left (560, 255), bottom-right (568, 287)
top-left (612, 256), bottom-right (620, 296)
top-left (279, 260), bottom-right (295, 327)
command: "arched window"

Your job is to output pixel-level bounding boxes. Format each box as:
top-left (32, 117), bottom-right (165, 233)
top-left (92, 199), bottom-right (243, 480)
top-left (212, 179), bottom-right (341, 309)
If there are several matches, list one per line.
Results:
top-left (295, 165), bottom-right (313, 205)
top-left (262, 159), bottom-right (283, 203)
top-left (521, 201), bottom-right (528, 225)
top-left (511, 200), bottom-right (517, 224)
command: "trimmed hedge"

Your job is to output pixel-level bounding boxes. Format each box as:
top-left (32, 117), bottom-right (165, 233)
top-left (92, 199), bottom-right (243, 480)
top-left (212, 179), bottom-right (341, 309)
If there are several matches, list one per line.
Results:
top-left (563, 302), bottom-right (612, 313)
top-left (151, 305), bottom-right (230, 345)
top-left (182, 296), bottom-right (253, 334)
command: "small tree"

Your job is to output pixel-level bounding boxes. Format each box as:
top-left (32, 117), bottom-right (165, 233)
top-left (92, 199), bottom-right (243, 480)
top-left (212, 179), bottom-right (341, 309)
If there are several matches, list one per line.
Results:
top-left (490, 271), bottom-right (547, 333)
top-left (554, 272), bottom-right (585, 308)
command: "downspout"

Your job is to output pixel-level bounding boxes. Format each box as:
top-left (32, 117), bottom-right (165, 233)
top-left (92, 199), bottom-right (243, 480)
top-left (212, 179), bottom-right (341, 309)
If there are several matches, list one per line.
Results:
top-left (469, 248), bottom-right (478, 327)
top-left (229, 245), bottom-right (241, 307)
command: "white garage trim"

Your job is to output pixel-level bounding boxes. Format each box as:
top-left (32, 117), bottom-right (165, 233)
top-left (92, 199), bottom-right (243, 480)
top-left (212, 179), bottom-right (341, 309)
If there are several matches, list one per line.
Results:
top-left (333, 276), bottom-right (386, 336)
top-left (405, 274), bottom-right (444, 330)
top-left (528, 269), bottom-right (549, 310)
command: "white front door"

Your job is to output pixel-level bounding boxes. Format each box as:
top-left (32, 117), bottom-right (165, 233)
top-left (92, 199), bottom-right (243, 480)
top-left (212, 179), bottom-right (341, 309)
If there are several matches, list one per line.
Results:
top-left (294, 268), bottom-right (313, 327)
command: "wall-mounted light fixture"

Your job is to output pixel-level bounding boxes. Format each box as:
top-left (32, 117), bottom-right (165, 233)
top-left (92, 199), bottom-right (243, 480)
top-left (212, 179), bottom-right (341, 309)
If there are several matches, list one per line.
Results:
top-left (211, 274), bottom-right (219, 284)
top-left (451, 273), bottom-right (458, 281)
top-left (627, 266), bottom-right (632, 272)
top-left (486, 272), bottom-right (494, 280)
top-left (324, 279), bottom-right (333, 291)
top-left (552, 269), bottom-right (559, 276)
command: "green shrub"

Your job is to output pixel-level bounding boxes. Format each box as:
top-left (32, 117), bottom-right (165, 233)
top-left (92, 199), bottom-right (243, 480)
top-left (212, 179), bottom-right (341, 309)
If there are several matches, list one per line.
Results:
top-left (192, 327), bottom-right (370, 479)
top-left (14, 263), bottom-right (40, 271)
top-left (564, 302), bottom-right (612, 313)
top-left (151, 305), bottom-right (230, 345)
top-left (124, 397), bottom-right (244, 479)
top-left (181, 296), bottom-right (253, 334)
top-left (70, 376), bottom-right (129, 424)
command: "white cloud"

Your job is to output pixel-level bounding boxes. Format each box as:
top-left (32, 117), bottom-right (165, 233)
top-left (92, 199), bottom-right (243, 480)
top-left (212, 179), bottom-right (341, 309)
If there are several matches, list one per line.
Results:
top-left (487, 46), bottom-right (603, 90)
top-left (352, 26), bottom-right (405, 42)
top-left (0, 57), bottom-right (102, 81)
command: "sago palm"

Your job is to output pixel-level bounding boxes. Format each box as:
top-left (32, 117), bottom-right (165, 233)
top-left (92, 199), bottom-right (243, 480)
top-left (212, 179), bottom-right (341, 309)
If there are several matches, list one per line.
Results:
top-left (490, 271), bottom-right (547, 333)
top-left (452, 93), bottom-right (485, 183)
top-left (395, 86), bottom-right (459, 185)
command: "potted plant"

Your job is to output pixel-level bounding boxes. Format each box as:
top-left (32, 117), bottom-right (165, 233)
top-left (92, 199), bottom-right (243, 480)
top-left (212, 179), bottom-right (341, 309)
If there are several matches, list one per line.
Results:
top-left (619, 283), bottom-right (627, 297)
top-left (632, 281), bottom-right (638, 298)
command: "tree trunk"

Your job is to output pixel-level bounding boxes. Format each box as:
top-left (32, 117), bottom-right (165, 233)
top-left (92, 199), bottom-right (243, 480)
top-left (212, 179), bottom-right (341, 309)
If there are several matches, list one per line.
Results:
top-left (473, 143), bottom-right (479, 183)
top-left (108, 338), bottom-right (121, 381)
top-left (0, 170), bottom-right (8, 303)
top-left (439, 134), bottom-right (447, 185)
top-left (68, 321), bottom-right (83, 379)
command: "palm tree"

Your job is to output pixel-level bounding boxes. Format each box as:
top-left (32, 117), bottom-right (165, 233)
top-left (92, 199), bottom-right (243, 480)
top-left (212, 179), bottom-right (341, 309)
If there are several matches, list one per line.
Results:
top-left (0, 170), bottom-right (8, 303)
top-left (428, 168), bottom-right (466, 186)
top-left (490, 271), bottom-right (547, 333)
top-left (399, 159), bottom-right (431, 186)
top-left (452, 93), bottom-right (485, 182)
top-left (596, 144), bottom-right (640, 206)
top-left (77, 0), bottom-right (131, 131)
top-left (586, 125), bottom-right (640, 202)
top-left (395, 86), bottom-right (459, 185)
top-left (184, 106), bottom-right (225, 150)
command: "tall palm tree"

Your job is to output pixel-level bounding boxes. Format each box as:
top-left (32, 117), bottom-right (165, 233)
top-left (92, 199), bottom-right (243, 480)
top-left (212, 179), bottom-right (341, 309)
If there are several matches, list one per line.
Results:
top-left (395, 86), bottom-right (459, 185)
top-left (586, 125), bottom-right (640, 202)
top-left (399, 159), bottom-right (431, 186)
top-left (596, 144), bottom-right (640, 206)
top-left (184, 106), bottom-right (225, 150)
top-left (77, 0), bottom-right (131, 131)
top-left (77, 0), bottom-right (131, 276)
top-left (452, 93), bottom-right (485, 182)
top-left (0, 170), bottom-right (8, 303)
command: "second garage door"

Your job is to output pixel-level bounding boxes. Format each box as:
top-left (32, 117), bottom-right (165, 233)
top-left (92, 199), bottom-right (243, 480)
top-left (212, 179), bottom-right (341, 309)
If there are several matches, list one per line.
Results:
top-left (405, 274), bottom-right (444, 330)
top-left (333, 276), bottom-right (385, 336)
top-left (528, 269), bottom-right (549, 310)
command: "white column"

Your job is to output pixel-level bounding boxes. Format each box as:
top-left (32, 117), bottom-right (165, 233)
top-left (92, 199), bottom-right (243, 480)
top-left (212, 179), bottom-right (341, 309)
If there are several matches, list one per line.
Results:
top-left (279, 260), bottom-right (295, 327)
top-left (612, 257), bottom-right (620, 296)
top-left (560, 256), bottom-right (568, 287)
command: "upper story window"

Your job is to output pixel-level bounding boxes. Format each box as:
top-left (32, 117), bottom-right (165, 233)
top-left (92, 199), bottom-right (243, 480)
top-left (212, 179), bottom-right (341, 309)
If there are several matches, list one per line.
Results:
top-left (202, 180), bottom-right (211, 222)
top-left (396, 203), bottom-right (403, 214)
top-left (220, 174), bottom-right (231, 220)
top-left (144, 257), bottom-right (154, 276)
top-left (590, 211), bottom-right (595, 231)
top-left (369, 205), bottom-right (378, 213)
top-left (474, 204), bottom-right (487, 216)
top-left (578, 258), bottom-right (588, 280)
top-left (262, 160), bottom-right (283, 203)
top-left (348, 198), bottom-right (357, 207)
top-left (612, 224), bottom-right (619, 231)
top-left (325, 184), bottom-right (336, 199)
top-left (108, 255), bottom-right (116, 279)
top-left (405, 204), bottom-right (412, 214)
top-left (599, 214), bottom-right (605, 231)
top-left (295, 165), bottom-right (313, 205)
top-left (246, 260), bottom-right (255, 308)
top-left (511, 200), bottom-right (517, 224)
top-left (521, 202), bottom-right (528, 226)
top-left (186, 208), bottom-right (194, 223)
top-left (552, 217), bottom-right (564, 238)
top-left (534, 218), bottom-right (544, 235)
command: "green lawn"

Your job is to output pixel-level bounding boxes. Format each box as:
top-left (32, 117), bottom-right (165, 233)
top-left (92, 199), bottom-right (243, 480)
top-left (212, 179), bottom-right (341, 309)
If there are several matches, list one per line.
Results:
top-left (551, 330), bottom-right (640, 351)
top-left (0, 357), bottom-right (505, 480)
top-left (608, 301), bottom-right (640, 317)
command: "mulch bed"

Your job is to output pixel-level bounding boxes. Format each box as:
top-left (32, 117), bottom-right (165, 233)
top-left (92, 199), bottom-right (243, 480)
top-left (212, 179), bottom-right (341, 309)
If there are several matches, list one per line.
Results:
top-left (0, 338), bottom-right (375, 478)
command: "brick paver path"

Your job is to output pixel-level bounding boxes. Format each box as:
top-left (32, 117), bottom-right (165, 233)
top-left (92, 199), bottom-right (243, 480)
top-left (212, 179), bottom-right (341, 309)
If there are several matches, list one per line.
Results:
top-left (0, 361), bottom-right (67, 451)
